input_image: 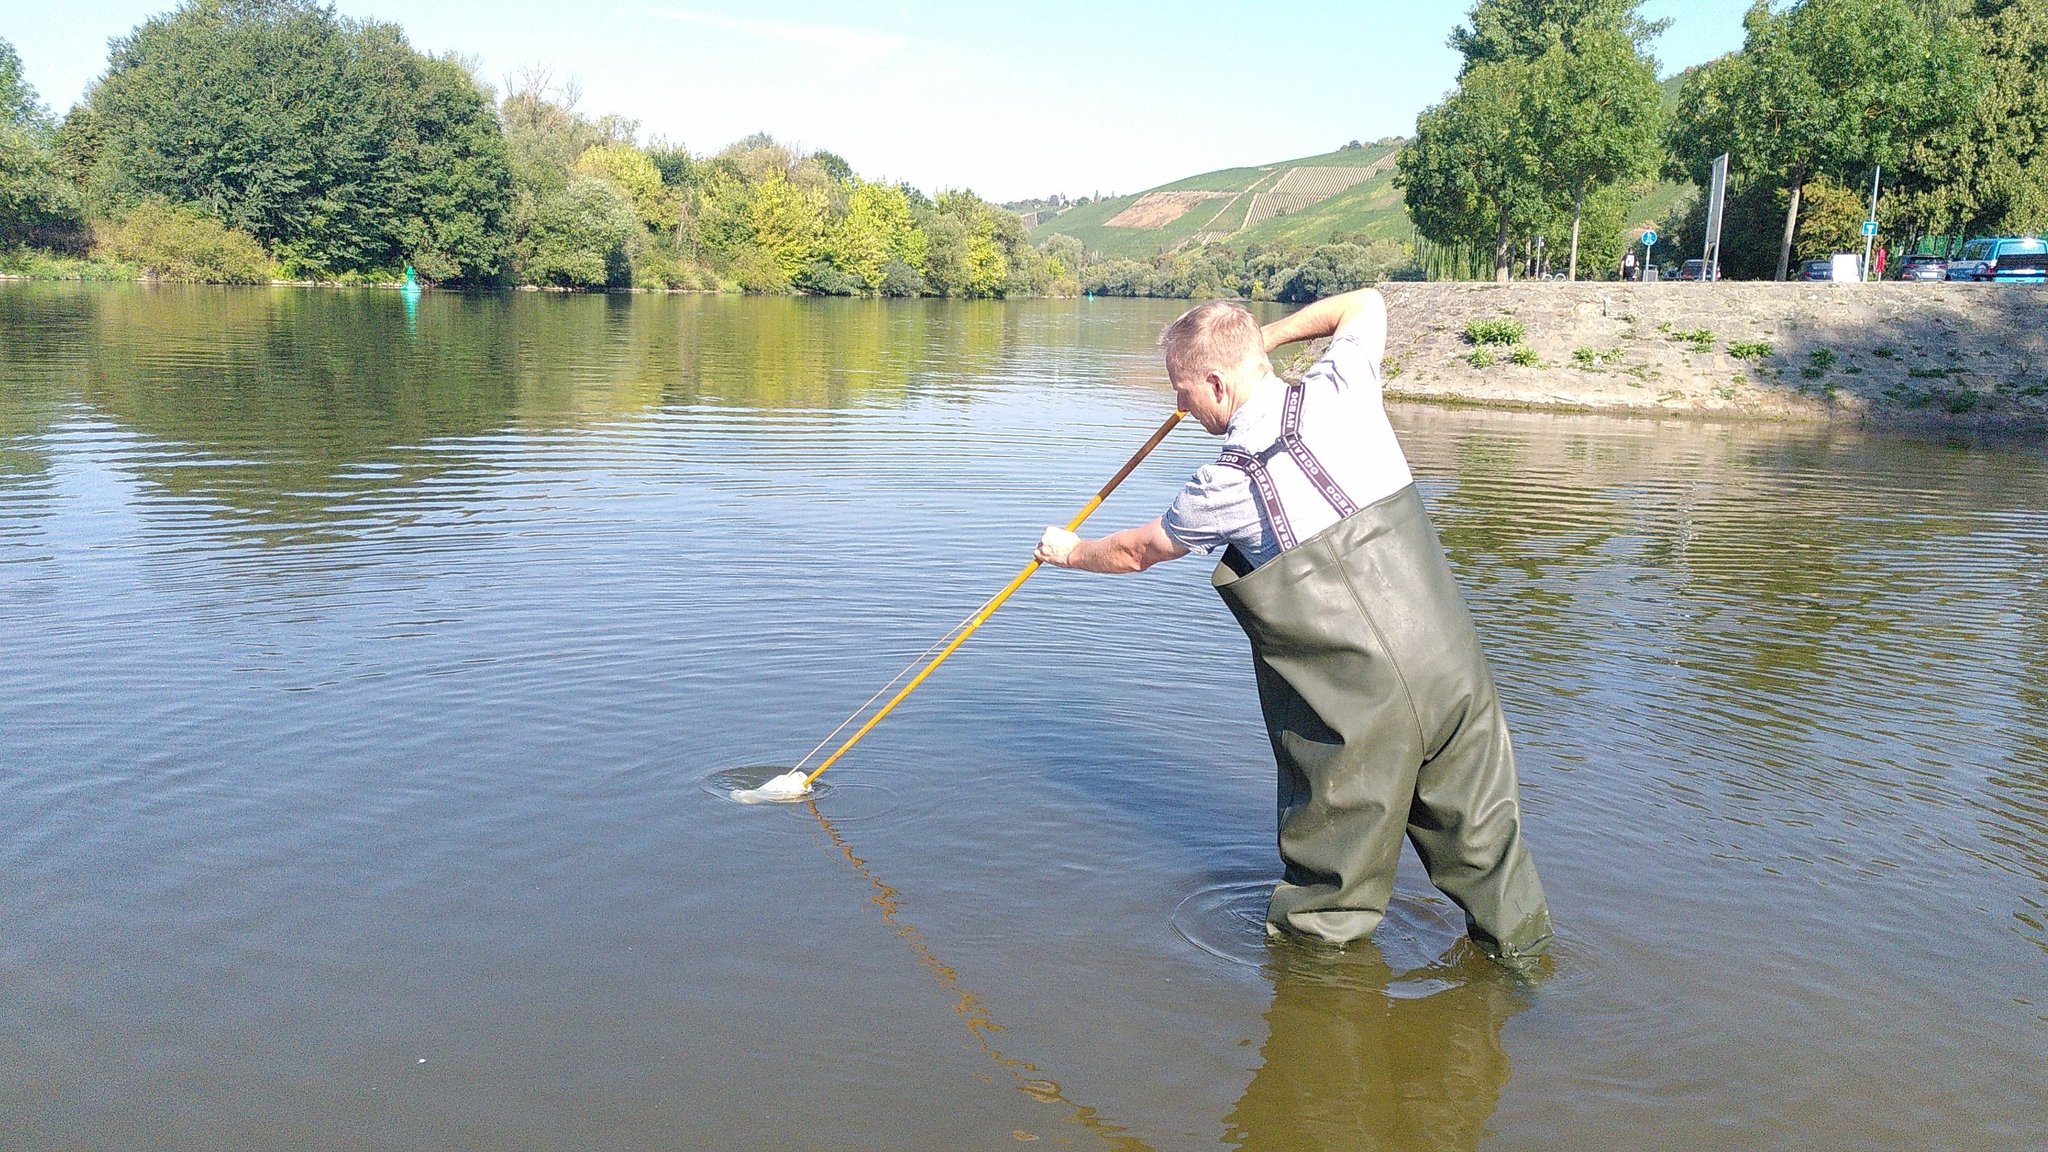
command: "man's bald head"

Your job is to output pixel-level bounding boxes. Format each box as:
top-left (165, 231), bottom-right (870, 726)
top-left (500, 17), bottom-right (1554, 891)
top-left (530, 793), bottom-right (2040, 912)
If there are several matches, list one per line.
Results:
top-left (1160, 300), bottom-right (1270, 387)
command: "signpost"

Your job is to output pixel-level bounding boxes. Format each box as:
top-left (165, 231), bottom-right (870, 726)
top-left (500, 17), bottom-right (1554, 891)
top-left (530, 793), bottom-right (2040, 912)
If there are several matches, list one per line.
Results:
top-left (1641, 230), bottom-right (1658, 283)
top-left (1702, 153), bottom-right (1729, 286)
top-left (1862, 165), bottom-right (1882, 281)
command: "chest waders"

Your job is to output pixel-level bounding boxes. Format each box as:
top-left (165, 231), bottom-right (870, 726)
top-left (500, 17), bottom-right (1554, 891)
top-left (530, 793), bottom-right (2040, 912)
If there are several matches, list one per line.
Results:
top-left (1212, 386), bottom-right (1550, 955)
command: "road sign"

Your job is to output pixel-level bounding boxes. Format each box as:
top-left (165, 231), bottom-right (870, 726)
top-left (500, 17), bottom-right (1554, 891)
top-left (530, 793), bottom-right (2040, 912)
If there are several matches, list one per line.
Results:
top-left (1642, 230), bottom-right (1659, 248)
top-left (1703, 153), bottom-right (1729, 287)
top-left (1863, 219), bottom-right (1879, 237)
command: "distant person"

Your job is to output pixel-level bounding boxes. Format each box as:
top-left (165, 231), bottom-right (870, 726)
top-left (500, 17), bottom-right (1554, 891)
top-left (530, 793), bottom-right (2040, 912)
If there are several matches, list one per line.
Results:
top-left (1034, 291), bottom-right (1552, 959)
top-left (1622, 250), bottom-right (1638, 281)
top-left (1875, 246), bottom-right (1888, 280)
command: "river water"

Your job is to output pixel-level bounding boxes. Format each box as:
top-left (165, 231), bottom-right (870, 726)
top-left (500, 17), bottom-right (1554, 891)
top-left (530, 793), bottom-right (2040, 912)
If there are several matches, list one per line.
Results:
top-left (3, 284), bottom-right (2043, 1150)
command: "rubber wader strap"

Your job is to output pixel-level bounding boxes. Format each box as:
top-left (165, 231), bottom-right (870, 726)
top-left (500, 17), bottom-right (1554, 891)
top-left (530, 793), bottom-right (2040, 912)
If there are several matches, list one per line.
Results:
top-left (1215, 384), bottom-right (1360, 556)
top-left (1218, 447), bottom-right (1297, 551)
top-left (1279, 384), bottom-right (1358, 518)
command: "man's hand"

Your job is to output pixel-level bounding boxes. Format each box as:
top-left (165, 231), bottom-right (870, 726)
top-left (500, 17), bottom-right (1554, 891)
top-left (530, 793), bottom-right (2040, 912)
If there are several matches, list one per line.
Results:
top-left (1035, 519), bottom-right (1187, 573)
top-left (1035, 526), bottom-right (1080, 567)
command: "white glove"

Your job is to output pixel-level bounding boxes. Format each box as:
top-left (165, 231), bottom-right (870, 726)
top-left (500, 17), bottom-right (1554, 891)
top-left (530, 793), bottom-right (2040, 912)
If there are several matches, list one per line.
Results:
top-left (1035, 526), bottom-right (1079, 567)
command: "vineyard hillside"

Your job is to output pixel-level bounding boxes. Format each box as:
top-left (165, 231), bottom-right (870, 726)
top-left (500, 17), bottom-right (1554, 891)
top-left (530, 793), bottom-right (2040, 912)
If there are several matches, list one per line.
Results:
top-left (1025, 127), bottom-right (1697, 265)
top-left (1028, 141), bottom-right (1407, 259)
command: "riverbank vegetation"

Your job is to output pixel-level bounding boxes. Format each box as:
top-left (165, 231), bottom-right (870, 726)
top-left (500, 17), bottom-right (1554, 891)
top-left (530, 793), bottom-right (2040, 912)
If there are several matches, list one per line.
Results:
top-left (1399, 0), bottom-right (2047, 282)
top-left (1030, 0), bottom-right (2047, 290)
top-left (6, 0), bottom-right (2046, 292)
top-left (0, 0), bottom-right (1067, 294)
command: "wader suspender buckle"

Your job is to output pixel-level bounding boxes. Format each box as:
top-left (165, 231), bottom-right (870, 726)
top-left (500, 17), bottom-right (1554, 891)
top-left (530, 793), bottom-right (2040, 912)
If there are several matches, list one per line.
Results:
top-left (1216, 384), bottom-right (1359, 554)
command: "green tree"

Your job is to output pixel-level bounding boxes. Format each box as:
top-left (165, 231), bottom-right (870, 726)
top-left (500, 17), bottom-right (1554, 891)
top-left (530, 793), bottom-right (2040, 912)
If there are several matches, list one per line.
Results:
top-left (811, 149), bottom-right (854, 184)
top-left (1411, 0), bottom-right (1662, 282)
top-left (95, 198), bottom-right (275, 281)
top-left (1034, 233), bottom-right (1086, 295)
top-left (918, 210), bottom-right (970, 295)
top-left (940, 191), bottom-right (1007, 295)
top-left (1081, 258), bottom-right (1154, 297)
top-left (930, 190), bottom-right (1009, 296)
top-left (79, 1), bottom-right (509, 280)
top-left (1669, 0), bottom-right (1980, 279)
top-left (644, 138), bottom-right (696, 189)
top-left (1792, 174), bottom-right (1869, 258)
top-left (822, 180), bottom-right (925, 288)
top-left (1522, 21), bottom-right (1663, 278)
top-left (1399, 58), bottom-right (1546, 281)
top-left (1, 36), bottom-right (49, 130)
top-left (878, 258), bottom-right (926, 296)
top-left (383, 54), bottom-right (511, 282)
top-left (1270, 244), bottom-right (1381, 301)
top-left (74, 0), bottom-right (508, 280)
top-left (1450, 0), bottom-right (1664, 66)
top-left (1654, 178), bottom-right (1786, 279)
top-left (573, 142), bottom-right (672, 230)
top-left (0, 37), bottom-right (86, 251)
top-left (1894, 0), bottom-right (2048, 240)
top-left (521, 173), bottom-right (635, 288)
top-left (691, 166), bottom-right (754, 272)
top-left (748, 171), bottom-right (827, 284)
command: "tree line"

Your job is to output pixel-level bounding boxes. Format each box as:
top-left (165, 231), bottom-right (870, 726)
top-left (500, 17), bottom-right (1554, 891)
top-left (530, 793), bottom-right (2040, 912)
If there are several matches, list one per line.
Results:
top-left (17, 0), bottom-right (2035, 292)
top-left (0, 0), bottom-right (1075, 294)
top-left (1403, 0), bottom-right (2048, 281)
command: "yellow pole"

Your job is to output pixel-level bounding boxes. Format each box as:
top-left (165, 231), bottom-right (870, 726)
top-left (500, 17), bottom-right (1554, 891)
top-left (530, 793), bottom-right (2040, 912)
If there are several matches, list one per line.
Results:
top-left (804, 409), bottom-right (1186, 786)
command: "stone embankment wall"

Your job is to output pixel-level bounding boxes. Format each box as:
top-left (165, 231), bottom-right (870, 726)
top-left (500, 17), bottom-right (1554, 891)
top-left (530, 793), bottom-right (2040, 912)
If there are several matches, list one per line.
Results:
top-left (1292, 282), bottom-right (2047, 427)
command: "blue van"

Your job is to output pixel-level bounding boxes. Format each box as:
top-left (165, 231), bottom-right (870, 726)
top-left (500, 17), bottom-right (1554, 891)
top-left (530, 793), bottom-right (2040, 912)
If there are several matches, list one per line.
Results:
top-left (1944, 236), bottom-right (2048, 282)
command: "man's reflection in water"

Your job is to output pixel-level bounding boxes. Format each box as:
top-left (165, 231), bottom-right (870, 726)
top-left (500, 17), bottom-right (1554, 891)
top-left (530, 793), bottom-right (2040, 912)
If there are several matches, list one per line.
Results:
top-left (1224, 939), bottom-right (1541, 1151)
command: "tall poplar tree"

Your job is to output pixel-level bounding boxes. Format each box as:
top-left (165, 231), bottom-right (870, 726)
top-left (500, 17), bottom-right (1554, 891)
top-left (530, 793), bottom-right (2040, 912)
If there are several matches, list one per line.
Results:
top-left (1, 36), bottom-right (85, 250)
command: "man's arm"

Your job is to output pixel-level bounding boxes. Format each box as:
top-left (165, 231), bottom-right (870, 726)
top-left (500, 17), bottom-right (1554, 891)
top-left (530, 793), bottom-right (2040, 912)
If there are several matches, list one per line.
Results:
top-left (1258, 287), bottom-right (1387, 362)
top-left (1035, 517), bottom-right (1188, 574)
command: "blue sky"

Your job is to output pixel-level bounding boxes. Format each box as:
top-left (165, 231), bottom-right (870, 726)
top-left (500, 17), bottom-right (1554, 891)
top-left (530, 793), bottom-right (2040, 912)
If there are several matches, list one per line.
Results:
top-left (1, 1), bottom-right (1748, 201)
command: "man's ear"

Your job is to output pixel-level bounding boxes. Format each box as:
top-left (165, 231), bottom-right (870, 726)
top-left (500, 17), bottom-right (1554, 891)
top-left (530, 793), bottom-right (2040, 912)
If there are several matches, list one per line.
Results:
top-left (1205, 369), bottom-right (1227, 402)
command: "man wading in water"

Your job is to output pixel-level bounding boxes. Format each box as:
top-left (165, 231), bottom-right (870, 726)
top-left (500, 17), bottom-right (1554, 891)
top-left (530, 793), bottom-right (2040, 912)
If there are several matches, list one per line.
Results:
top-left (1035, 290), bottom-right (1552, 957)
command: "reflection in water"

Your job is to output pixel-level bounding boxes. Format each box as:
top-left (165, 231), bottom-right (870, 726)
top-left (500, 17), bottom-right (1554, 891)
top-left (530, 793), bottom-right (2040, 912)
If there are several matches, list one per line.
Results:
top-left (802, 801), bottom-right (1153, 1151)
top-left (1401, 408), bottom-right (2048, 956)
top-left (1224, 945), bottom-right (1531, 1152)
top-left (0, 285), bottom-right (1039, 544)
top-left (1994, 538), bottom-right (2048, 956)
top-left (809, 784), bottom-right (1534, 1152)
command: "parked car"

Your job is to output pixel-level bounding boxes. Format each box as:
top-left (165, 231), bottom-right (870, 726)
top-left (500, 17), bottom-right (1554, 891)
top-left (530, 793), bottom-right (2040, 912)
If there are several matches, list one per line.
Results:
top-left (1676, 258), bottom-right (1720, 281)
top-left (1944, 236), bottom-right (2048, 282)
top-left (1799, 258), bottom-right (1834, 281)
top-left (1896, 253), bottom-right (1949, 281)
